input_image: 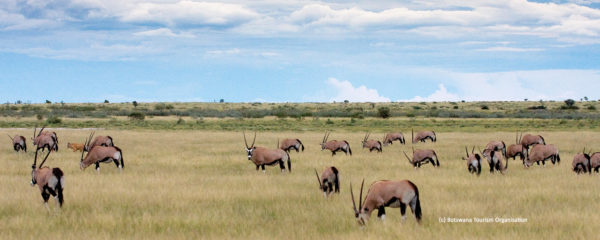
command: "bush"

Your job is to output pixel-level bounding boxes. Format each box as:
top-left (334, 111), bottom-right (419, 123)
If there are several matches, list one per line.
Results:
top-left (587, 105), bottom-right (596, 110)
top-left (177, 117), bottom-right (185, 124)
top-left (36, 114), bottom-right (44, 120)
top-left (377, 107), bottom-right (390, 118)
top-left (132, 101), bottom-right (138, 108)
top-left (325, 119), bottom-right (334, 124)
top-left (564, 99), bottom-right (576, 107)
top-left (129, 112), bottom-right (145, 121)
top-left (481, 105), bottom-right (489, 110)
top-left (46, 116), bottom-right (62, 124)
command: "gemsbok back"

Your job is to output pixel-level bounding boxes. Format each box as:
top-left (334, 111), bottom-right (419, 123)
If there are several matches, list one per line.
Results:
top-left (8, 134), bottom-right (27, 152)
top-left (524, 144), bottom-right (560, 168)
top-left (315, 166), bottom-right (339, 198)
top-left (350, 179), bottom-right (422, 225)
top-left (590, 152), bottom-right (600, 173)
top-left (572, 148), bottom-right (591, 174)
top-left (462, 147), bottom-right (482, 175)
top-left (362, 132), bottom-right (382, 153)
top-left (32, 127), bottom-right (58, 152)
top-left (484, 140), bottom-right (506, 158)
top-left (480, 147), bottom-right (508, 174)
top-left (80, 133), bottom-right (124, 173)
top-left (30, 147), bottom-right (64, 211)
top-left (520, 133), bottom-right (545, 149)
top-left (244, 132), bottom-right (291, 173)
top-left (85, 133), bottom-right (114, 152)
top-left (383, 132), bottom-right (405, 146)
top-left (506, 132), bottom-right (526, 162)
top-left (412, 129), bottom-right (436, 143)
top-left (403, 148), bottom-right (439, 168)
top-left (320, 131), bottom-right (352, 156)
top-left (279, 138), bottom-right (305, 153)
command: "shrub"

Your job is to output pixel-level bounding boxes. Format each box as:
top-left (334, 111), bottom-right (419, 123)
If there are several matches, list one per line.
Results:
top-left (129, 112), bottom-right (145, 121)
top-left (36, 114), bottom-right (44, 120)
top-left (377, 107), bottom-right (390, 118)
top-left (587, 105), bottom-right (596, 110)
top-left (46, 116), bottom-right (62, 124)
top-left (481, 105), bottom-right (489, 110)
top-left (132, 101), bottom-right (138, 108)
top-left (177, 117), bottom-right (185, 124)
top-left (104, 100), bottom-right (109, 103)
top-left (325, 119), bottom-right (334, 124)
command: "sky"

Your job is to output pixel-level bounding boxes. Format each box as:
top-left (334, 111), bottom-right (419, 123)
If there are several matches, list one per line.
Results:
top-left (1, 0), bottom-right (600, 103)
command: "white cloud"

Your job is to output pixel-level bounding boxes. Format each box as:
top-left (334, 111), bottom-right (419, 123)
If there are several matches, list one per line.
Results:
top-left (403, 84), bottom-right (460, 102)
top-left (133, 28), bottom-right (193, 38)
top-left (327, 78), bottom-right (390, 102)
top-left (476, 46), bottom-right (545, 52)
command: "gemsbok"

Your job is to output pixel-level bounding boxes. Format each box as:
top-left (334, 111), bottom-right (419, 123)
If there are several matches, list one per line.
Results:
top-left (8, 134), bottom-right (27, 152)
top-left (572, 148), bottom-right (591, 174)
top-left (30, 148), bottom-right (64, 211)
top-left (524, 144), bottom-right (560, 168)
top-left (244, 132), bottom-right (291, 173)
top-left (350, 179), bottom-right (422, 225)
top-left (506, 132), bottom-right (526, 162)
top-left (484, 140), bottom-right (506, 158)
top-left (480, 148), bottom-right (508, 174)
top-left (279, 138), bottom-right (305, 153)
top-left (80, 133), bottom-right (124, 173)
top-left (520, 133), bottom-right (545, 149)
top-left (315, 166), bottom-right (339, 198)
top-left (32, 127), bottom-right (58, 152)
top-left (590, 152), bottom-right (600, 173)
top-left (84, 134), bottom-right (114, 152)
top-left (412, 129), bottom-right (436, 143)
top-left (462, 147), bottom-right (481, 175)
top-left (362, 132), bottom-right (382, 153)
top-left (383, 132), bottom-right (405, 146)
top-left (403, 148), bottom-right (439, 168)
top-left (320, 131), bottom-right (352, 156)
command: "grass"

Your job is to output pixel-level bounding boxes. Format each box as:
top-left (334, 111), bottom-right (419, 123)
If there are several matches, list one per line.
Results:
top-left (1, 129), bottom-right (600, 239)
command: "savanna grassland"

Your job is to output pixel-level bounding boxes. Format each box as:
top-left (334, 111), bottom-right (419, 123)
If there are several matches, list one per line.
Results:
top-left (1, 128), bottom-right (600, 239)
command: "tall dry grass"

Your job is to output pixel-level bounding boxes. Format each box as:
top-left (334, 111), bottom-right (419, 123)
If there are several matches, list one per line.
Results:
top-left (1, 129), bottom-right (599, 239)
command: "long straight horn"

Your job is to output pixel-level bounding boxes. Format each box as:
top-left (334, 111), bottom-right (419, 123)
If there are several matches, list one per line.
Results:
top-left (38, 150), bottom-right (51, 168)
top-left (33, 127), bottom-right (37, 139)
top-left (465, 146), bottom-right (469, 157)
top-left (37, 126), bottom-right (45, 137)
top-left (251, 132), bottom-right (256, 148)
top-left (471, 146), bottom-right (475, 154)
top-left (515, 131), bottom-right (519, 144)
top-left (411, 128), bottom-right (414, 143)
top-left (243, 131), bottom-right (249, 148)
top-left (322, 131), bottom-right (327, 143)
top-left (32, 148), bottom-right (39, 168)
top-left (358, 179), bottom-right (365, 210)
top-left (277, 138), bottom-right (279, 149)
top-left (315, 169), bottom-right (322, 188)
top-left (7, 134), bottom-right (14, 141)
top-left (350, 182), bottom-right (358, 215)
top-left (403, 151), bottom-right (413, 163)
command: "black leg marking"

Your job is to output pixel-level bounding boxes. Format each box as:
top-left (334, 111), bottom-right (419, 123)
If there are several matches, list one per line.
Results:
top-left (377, 206), bottom-right (386, 218)
top-left (95, 162), bottom-right (100, 170)
top-left (334, 179), bottom-right (339, 193)
top-left (400, 203), bottom-right (407, 217)
top-left (278, 160), bottom-right (285, 171)
top-left (327, 182), bottom-right (333, 194)
top-left (261, 165), bottom-right (266, 171)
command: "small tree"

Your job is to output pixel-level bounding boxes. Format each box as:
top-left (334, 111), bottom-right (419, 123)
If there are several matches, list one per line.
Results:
top-left (584, 96), bottom-right (589, 101)
top-left (45, 100), bottom-right (51, 104)
top-left (104, 99), bottom-right (109, 103)
top-left (564, 99), bottom-right (575, 107)
top-left (343, 100), bottom-right (349, 104)
top-left (219, 99), bottom-right (225, 103)
top-left (377, 106), bottom-right (391, 119)
top-left (132, 101), bottom-right (138, 108)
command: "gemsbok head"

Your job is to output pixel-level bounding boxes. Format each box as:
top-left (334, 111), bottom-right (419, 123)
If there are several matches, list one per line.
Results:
top-left (383, 132), bottom-right (405, 146)
top-left (506, 132), bottom-right (526, 162)
top-left (84, 133), bottom-right (114, 152)
top-left (32, 127), bottom-right (58, 152)
top-left (524, 144), bottom-right (560, 168)
top-left (362, 132), bottom-right (382, 153)
top-left (412, 129), bottom-right (436, 143)
top-left (479, 147), bottom-right (508, 174)
top-left (350, 179), bottom-right (422, 225)
top-left (244, 132), bottom-right (291, 173)
top-left (279, 138), bottom-right (305, 153)
top-left (320, 131), bottom-right (352, 156)
top-left (462, 146), bottom-right (481, 175)
top-left (572, 148), bottom-right (592, 174)
top-left (315, 166), bottom-right (339, 198)
top-left (8, 134), bottom-right (27, 152)
top-left (30, 147), bottom-right (64, 211)
top-left (403, 147), bottom-right (439, 168)
top-left (80, 132), bottom-right (124, 173)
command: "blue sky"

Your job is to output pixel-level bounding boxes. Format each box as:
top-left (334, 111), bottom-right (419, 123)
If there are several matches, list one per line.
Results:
top-left (1, 0), bottom-right (600, 103)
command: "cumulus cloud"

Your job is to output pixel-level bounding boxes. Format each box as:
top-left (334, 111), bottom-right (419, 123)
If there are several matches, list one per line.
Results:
top-left (327, 78), bottom-right (390, 102)
top-left (133, 28), bottom-right (193, 37)
top-left (403, 84), bottom-right (460, 102)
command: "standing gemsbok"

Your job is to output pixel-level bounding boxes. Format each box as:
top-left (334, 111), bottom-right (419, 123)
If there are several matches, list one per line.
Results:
top-left (80, 132), bottom-right (124, 173)
top-left (589, 152), bottom-right (600, 173)
top-left (479, 147), bottom-right (508, 174)
top-left (383, 132), bottom-right (405, 146)
top-left (412, 129), bottom-right (436, 143)
top-left (524, 144), bottom-right (560, 168)
top-left (244, 132), bottom-right (291, 173)
top-left (320, 131), bottom-right (352, 156)
top-left (350, 179), bottom-right (422, 225)
top-left (484, 140), bottom-right (506, 158)
top-left (315, 166), bottom-right (339, 198)
top-left (8, 134), bottom-right (27, 152)
top-left (506, 132), bottom-right (526, 162)
top-left (32, 127), bottom-right (58, 152)
top-left (462, 147), bottom-right (482, 175)
top-left (84, 133), bottom-right (114, 152)
top-left (279, 138), bottom-right (304, 153)
top-left (362, 132), bottom-right (382, 153)
top-left (520, 133), bottom-right (545, 149)
top-left (403, 148), bottom-right (439, 168)
top-left (572, 148), bottom-right (592, 174)
top-left (30, 147), bottom-right (64, 211)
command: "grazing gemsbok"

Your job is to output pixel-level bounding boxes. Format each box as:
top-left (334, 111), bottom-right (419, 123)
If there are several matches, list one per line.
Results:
top-left (30, 148), bottom-right (64, 211)
top-left (506, 132), bottom-right (526, 162)
top-left (362, 132), bottom-right (382, 153)
top-left (589, 152), bottom-right (600, 173)
top-left (480, 148), bottom-right (508, 174)
top-left (8, 134), bottom-right (27, 152)
top-left (403, 148), bottom-right (439, 168)
top-left (32, 127), bottom-right (58, 152)
top-left (350, 179), bottom-right (422, 225)
top-left (524, 144), bottom-right (560, 168)
top-left (484, 140), bottom-right (506, 158)
top-left (320, 131), bottom-right (352, 156)
top-left (80, 133), bottom-right (124, 173)
top-left (244, 132), bottom-right (291, 173)
top-left (383, 132), bottom-right (405, 146)
top-left (315, 166), bottom-right (339, 198)
top-left (84, 134), bottom-right (114, 152)
top-left (520, 133), bottom-right (545, 149)
top-left (572, 148), bottom-right (591, 174)
top-left (462, 147), bottom-right (482, 175)
top-left (412, 129), bottom-right (436, 143)
top-left (279, 138), bottom-right (305, 153)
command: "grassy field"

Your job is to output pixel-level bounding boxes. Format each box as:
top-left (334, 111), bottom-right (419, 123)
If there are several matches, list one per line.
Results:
top-left (1, 129), bottom-right (599, 239)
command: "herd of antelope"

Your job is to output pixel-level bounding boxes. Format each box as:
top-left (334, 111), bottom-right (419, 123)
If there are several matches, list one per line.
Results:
top-left (6, 127), bottom-right (598, 226)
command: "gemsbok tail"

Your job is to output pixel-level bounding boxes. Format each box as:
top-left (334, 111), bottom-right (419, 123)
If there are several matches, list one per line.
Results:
top-left (297, 139), bottom-right (304, 152)
top-left (115, 146), bottom-right (124, 169)
top-left (52, 168), bottom-right (64, 207)
top-left (407, 180), bottom-right (422, 223)
top-left (344, 140), bottom-right (352, 155)
top-left (286, 152), bottom-right (291, 172)
top-left (331, 166), bottom-right (339, 192)
top-left (432, 131), bottom-right (436, 142)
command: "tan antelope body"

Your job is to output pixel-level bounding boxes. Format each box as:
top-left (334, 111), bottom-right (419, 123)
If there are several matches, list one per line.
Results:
top-left (351, 179), bottom-right (422, 225)
top-left (403, 148), bottom-right (439, 168)
top-left (520, 134), bottom-right (545, 149)
top-left (8, 134), bottom-right (27, 152)
top-left (481, 148), bottom-right (508, 174)
top-left (244, 132), bottom-right (291, 173)
top-left (485, 141), bottom-right (506, 157)
top-left (383, 133), bottom-right (405, 146)
top-left (279, 138), bottom-right (304, 152)
top-left (412, 129), bottom-right (436, 143)
top-left (362, 132), bottom-right (382, 153)
top-left (525, 144), bottom-right (560, 168)
top-left (315, 166), bottom-right (339, 198)
top-left (320, 131), bottom-right (352, 156)
top-left (32, 127), bottom-right (58, 152)
top-left (81, 133), bottom-right (123, 172)
top-left (590, 152), bottom-right (600, 173)
top-left (30, 148), bottom-right (64, 210)
top-left (85, 135), bottom-right (114, 151)
top-left (572, 151), bottom-right (591, 174)
top-left (67, 142), bottom-right (85, 152)
top-left (462, 147), bottom-right (482, 175)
